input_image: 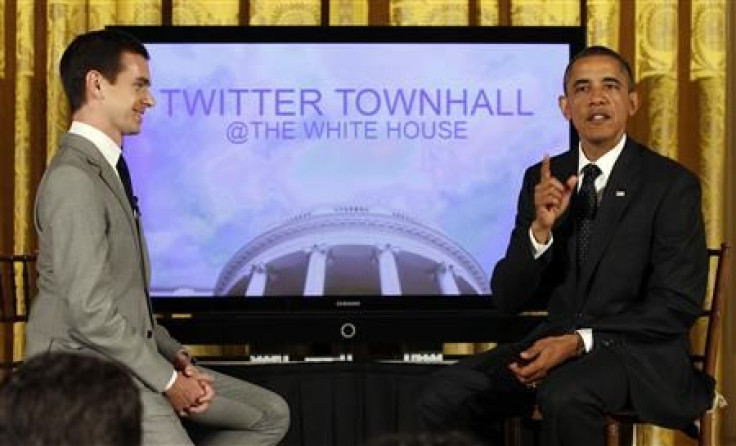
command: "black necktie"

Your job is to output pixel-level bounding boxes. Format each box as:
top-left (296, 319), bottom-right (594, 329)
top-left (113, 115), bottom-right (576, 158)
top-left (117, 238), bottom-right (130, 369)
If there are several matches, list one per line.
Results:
top-left (116, 155), bottom-right (138, 214)
top-left (576, 163), bottom-right (601, 268)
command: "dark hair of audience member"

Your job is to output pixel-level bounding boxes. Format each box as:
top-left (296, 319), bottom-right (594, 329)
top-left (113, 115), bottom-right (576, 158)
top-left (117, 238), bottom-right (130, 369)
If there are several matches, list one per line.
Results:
top-left (0, 352), bottom-right (142, 446)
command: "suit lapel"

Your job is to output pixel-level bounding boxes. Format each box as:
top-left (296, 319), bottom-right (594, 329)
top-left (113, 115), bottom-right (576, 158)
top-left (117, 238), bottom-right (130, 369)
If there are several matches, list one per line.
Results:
top-left (63, 134), bottom-right (137, 223)
top-left (576, 139), bottom-right (643, 303)
top-left (63, 134), bottom-right (145, 284)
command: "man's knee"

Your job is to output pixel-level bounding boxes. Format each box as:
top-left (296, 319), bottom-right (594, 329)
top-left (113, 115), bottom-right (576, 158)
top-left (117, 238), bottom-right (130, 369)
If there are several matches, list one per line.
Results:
top-left (537, 376), bottom-right (598, 419)
top-left (258, 392), bottom-right (291, 436)
top-left (418, 370), bottom-right (490, 429)
top-left (418, 384), bottom-right (454, 428)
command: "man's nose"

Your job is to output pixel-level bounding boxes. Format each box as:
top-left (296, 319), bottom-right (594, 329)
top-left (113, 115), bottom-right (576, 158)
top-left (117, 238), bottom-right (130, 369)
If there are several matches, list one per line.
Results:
top-left (143, 91), bottom-right (156, 107)
top-left (588, 85), bottom-right (607, 104)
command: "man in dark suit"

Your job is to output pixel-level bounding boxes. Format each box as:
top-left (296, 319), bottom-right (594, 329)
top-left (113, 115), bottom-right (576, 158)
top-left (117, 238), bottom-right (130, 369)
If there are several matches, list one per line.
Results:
top-left (26, 29), bottom-right (289, 446)
top-left (419, 46), bottom-right (714, 446)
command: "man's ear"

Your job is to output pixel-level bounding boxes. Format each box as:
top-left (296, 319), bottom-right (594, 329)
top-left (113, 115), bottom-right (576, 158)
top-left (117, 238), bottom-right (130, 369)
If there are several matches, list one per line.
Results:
top-left (628, 90), bottom-right (640, 116)
top-left (558, 95), bottom-right (571, 121)
top-left (85, 70), bottom-right (104, 99)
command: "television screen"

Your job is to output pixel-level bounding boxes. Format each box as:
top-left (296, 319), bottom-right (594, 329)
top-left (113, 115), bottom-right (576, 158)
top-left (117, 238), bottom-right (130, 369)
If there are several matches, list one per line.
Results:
top-left (119, 26), bottom-right (584, 299)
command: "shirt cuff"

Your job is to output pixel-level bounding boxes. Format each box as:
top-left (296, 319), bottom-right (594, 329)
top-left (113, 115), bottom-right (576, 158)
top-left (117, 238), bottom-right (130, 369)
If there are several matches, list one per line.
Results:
top-left (576, 328), bottom-right (593, 353)
top-left (164, 370), bottom-right (177, 392)
top-left (529, 227), bottom-right (553, 259)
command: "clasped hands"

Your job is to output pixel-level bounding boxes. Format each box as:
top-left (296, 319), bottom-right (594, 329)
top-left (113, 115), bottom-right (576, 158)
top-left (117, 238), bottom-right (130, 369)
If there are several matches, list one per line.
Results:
top-left (509, 333), bottom-right (582, 388)
top-left (164, 352), bottom-right (215, 417)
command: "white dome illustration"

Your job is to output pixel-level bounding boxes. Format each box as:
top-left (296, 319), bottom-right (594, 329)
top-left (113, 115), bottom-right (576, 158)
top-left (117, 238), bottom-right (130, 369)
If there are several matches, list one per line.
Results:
top-left (215, 205), bottom-right (490, 296)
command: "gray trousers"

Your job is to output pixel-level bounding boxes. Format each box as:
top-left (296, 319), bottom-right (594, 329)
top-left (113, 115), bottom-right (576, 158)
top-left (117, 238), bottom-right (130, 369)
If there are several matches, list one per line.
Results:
top-left (140, 367), bottom-right (290, 446)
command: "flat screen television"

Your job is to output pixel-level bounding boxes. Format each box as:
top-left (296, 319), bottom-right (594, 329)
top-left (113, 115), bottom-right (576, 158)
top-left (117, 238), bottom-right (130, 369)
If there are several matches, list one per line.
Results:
top-left (113, 26), bottom-right (584, 344)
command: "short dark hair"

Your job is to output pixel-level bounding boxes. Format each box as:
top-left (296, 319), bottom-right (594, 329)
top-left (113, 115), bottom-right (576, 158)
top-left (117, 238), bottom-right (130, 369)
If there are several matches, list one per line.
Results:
top-left (60, 29), bottom-right (149, 113)
top-left (0, 352), bottom-right (141, 446)
top-left (562, 45), bottom-right (635, 94)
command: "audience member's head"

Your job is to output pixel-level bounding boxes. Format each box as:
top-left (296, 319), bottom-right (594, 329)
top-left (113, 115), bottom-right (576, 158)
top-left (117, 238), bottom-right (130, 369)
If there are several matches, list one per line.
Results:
top-left (0, 352), bottom-right (141, 446)
top-left (366, 431), bottom-right (486, 446)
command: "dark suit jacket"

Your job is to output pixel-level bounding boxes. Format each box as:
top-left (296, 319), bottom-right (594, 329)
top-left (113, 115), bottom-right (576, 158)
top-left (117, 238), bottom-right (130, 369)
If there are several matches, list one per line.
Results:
top-left (490, 137), bottom-right (714, 428)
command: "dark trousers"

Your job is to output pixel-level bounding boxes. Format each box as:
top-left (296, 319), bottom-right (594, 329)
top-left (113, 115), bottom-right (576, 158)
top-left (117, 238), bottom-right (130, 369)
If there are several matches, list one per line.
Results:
top-left (417, 343), bottom-right (630, 446)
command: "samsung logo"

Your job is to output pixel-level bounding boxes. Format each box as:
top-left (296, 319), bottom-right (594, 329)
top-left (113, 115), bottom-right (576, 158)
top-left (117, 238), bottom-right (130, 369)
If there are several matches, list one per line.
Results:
top-left (335, 300), bottom-right (361, 308)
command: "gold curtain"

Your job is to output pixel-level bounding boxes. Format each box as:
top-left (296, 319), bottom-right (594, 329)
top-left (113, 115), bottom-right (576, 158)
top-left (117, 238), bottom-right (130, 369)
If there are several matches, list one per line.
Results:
top-left (691, 1), bottom-right (727, 444)
top-left (2, 1), bottom-right (731, 444)
top-left (510, 0), bottom-right (579, 25)
top-left (12, 0), bottom-right (40, 365)
top-left (586, 0), bottom-right (619, 49)
top-left (478, 0), bottom-right (499, 25)
top-left (635, 0), bottom-right (679, 160)
top-left (390, 0), bottom-right (468, 25)
top-left (172, 0), bottom-right (239, 25)
top-left (330, 0), bottom-right (369, 25)
top-left (250, 0), bottom-right (322, 25)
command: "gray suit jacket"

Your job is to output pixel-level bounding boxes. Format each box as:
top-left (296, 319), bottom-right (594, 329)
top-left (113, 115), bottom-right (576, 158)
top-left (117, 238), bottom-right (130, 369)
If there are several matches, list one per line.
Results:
top-left (27, 132), bottom-right (182, 392)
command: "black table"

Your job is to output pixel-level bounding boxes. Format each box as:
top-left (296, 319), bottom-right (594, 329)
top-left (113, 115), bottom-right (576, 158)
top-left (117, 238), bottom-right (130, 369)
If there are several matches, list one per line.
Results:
top-left (207, 361), bottom-right (442, 446)
top-left (158, 300), bottom-right (545, 446)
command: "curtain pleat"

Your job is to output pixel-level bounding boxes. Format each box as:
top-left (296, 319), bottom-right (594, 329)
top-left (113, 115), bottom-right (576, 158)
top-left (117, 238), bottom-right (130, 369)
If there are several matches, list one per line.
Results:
top-left (250, 0), bottom-right (321, 25)
top-left (587, 0), bottom-right (619, 49)
top-left (635, 0), bottom-right (678, 160)
top-left (172, 0), bottom-right (239, 25)
top-left (330, 0), bottom-right (369, 25)
top-left (12, 0), bottom-right (38, 364)
top-left (510, 0), bottom-right (579, 25)
top-left (390, 0), bottom-right (469, 25)
top-left (477, 0), bottom-right (499, 25)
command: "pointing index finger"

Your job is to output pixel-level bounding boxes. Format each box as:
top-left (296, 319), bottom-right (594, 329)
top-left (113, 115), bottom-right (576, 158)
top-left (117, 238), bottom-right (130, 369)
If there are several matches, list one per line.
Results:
top-left (541, 154), bottom-right (551, 181)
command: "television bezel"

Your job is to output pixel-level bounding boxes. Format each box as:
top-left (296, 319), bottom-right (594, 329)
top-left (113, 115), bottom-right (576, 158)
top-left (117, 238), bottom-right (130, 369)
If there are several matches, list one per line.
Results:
top-left (110, 25), bottom-right (584, 343)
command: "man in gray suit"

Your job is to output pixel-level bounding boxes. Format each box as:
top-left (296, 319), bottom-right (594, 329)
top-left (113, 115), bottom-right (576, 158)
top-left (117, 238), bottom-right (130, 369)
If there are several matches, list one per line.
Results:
top-left (26, 29), bottom-right (290, 446)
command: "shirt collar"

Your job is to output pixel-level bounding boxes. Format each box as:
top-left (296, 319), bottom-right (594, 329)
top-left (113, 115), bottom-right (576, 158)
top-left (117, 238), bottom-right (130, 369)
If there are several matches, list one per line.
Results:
top-left (69, 121), bottom-right (122, 177)
top-left (577, 134), bottom-right (626, 189)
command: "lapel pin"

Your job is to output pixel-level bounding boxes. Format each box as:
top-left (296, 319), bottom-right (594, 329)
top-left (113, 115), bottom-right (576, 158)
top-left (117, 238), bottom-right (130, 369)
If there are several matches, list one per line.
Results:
top-left (615, 190), bottom-right (626, 197)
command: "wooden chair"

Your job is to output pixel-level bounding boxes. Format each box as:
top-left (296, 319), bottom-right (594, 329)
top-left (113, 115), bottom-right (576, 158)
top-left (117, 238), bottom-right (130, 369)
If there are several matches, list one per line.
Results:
top-left (506, 243), bottom-right (731, 446)
top-left (0, 254), bottom-right (38, 375)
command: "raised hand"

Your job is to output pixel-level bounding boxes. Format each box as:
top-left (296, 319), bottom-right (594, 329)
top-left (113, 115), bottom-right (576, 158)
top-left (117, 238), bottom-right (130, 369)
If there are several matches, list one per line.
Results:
top-left (531, 155), bottom-right (577, 243)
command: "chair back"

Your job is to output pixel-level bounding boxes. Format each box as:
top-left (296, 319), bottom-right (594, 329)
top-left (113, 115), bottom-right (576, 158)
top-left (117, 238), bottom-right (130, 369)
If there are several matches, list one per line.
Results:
top-left (694, 243), bottom-right (730, 446)
top-left (0, 254), bottom-right (37, 322)
top-left (0, 253), bottom-right (38, 376)
top-left (610, 243), bottom-right (731, 446)
top-left (506, 244), bottom-right (732, 446)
